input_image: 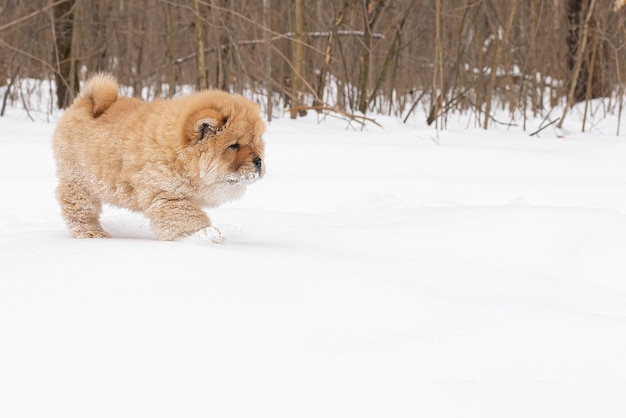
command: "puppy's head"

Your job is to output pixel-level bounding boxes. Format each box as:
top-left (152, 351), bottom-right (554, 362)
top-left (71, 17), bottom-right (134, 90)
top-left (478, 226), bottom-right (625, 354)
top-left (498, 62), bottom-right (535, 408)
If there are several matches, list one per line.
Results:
top-left (182, 91), bottom-right (266, 185)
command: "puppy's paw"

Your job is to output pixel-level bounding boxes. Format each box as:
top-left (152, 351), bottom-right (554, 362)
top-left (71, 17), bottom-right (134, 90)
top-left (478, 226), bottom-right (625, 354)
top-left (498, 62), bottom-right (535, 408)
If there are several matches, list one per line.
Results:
top-left (187, 226), bottom-right (225, 245)
top-left (74, 230), bottom-right (112, 239)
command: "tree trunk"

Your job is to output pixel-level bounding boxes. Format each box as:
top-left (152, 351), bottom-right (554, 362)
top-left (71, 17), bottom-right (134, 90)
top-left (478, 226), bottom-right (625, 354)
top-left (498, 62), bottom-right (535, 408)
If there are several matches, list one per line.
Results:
top-left (194, 0), bottom-right (208, 89)
top-left (370, 0), bottom-right (414, 113)
top-left (429, 0), bottom-right (444, 127)
top-left (164, 2), bottom-right (176, 97)
top-left (559, 0), bottom-right (599, 129)
top-left (313, 2), bottom-right (348, 109)
top-left (52, 0), bottom-right (78, 109)
top-left (209, 0), bottom-right (225, 90)
top-left (357, 0), bottom-right (385, 114)
top-left (482, 0), bottom-right (517, 129)
top-left (132, 0), bottom-right (148, 97)
top-left (566, 0), bottom-right (605, 104)
top-left (263, 0), bottom-right (273, 121)
top-left (290, 0), bottom-right (305, 119)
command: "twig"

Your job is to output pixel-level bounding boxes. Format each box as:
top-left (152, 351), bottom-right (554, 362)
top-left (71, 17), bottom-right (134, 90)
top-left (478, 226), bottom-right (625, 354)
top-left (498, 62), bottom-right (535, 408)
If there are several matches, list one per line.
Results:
top-left (529, 119), bottom-right (558, 137)
top-left (0, 0), bottom-right (69, 32)
top-left (19, 86), bottom-right (34, 122)
top-left (163, 30), bottom-right (384, 70)
top-left (285, 105), bottom-right (384, 129)
top-left (402, 89), bottom-right (427, 123)
top-left (0, 65), bottom-right (20, 117)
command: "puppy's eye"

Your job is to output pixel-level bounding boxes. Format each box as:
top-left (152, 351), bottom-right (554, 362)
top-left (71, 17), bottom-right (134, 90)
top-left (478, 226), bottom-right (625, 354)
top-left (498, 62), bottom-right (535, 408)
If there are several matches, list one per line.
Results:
top-left (228, 143), bottom-right (240, 151)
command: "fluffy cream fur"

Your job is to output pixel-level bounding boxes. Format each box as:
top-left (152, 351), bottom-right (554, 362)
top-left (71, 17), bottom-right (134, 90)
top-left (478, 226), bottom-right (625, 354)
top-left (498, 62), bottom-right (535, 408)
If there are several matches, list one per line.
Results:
top-left (53, 73), bottom-right (265, 240)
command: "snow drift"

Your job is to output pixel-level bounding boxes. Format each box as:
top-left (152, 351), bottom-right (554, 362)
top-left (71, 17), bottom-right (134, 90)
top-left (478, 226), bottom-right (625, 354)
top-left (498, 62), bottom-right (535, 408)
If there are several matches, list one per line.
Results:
top-left (1, 108), bottom-right (626, 417)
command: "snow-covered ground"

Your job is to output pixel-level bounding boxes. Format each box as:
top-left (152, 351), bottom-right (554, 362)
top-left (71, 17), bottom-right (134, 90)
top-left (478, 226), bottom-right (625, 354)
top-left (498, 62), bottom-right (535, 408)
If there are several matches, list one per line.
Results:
top-left (2, 105), bottom-right (626, 417)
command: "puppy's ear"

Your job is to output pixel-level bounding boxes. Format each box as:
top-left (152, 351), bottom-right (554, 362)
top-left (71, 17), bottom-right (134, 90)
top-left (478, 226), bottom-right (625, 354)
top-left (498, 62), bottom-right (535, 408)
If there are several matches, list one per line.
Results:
top-left (196, 116), bottom-right (228, 141)
top-left (196, 118), bottom-right (218, 139)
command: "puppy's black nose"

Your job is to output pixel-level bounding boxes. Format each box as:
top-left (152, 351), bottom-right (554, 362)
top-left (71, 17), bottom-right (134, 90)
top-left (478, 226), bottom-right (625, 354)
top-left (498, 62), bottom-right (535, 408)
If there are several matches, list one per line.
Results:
top-left (253, 156), bottom-right (262, 171)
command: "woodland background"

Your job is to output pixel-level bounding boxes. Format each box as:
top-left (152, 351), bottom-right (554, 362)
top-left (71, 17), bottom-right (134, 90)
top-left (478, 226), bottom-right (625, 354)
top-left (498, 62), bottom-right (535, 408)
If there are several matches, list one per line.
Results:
top-left (1, 0), bottom-right (626, 129)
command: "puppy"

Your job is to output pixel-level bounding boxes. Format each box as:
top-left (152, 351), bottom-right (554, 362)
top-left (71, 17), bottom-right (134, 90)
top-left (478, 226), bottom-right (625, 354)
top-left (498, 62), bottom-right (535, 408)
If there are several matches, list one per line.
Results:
top-left (52, 73), bottom-right (265, 241)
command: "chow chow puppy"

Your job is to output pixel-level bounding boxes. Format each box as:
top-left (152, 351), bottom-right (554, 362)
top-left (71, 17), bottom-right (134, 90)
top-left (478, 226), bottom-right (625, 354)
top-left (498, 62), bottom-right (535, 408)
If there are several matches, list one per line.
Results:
top-left (52, 73), bottom-right (265, 241)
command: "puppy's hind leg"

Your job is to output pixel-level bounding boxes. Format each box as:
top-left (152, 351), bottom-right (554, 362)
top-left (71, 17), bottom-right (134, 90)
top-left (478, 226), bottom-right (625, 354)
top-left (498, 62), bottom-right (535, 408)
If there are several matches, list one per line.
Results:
top-left (146, 199), bottom-right (212, 241)
top-left (57, 180), bottom-right (111, 238)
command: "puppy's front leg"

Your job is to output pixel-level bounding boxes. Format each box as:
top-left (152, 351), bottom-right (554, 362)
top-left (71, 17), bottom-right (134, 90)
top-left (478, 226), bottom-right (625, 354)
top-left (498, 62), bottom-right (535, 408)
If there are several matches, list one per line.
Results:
top-left (146, 199), bottom-right (211, 241)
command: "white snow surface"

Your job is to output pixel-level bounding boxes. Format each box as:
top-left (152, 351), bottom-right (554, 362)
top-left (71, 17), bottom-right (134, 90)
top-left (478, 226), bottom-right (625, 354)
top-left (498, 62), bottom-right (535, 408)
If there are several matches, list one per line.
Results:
top-left (2, 109), bottom-right (626, 417)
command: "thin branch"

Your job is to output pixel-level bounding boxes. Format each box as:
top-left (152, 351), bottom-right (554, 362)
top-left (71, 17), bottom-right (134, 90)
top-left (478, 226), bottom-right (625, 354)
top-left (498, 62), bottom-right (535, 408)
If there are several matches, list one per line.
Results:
top-left (163, 30), bottom-right (384, 69)
top-left (529, 118), bottom-right (558, 136)
top-left (0, 0), bottom-right (70, 33)
top-left (286, 105), bottom-right (384, 128)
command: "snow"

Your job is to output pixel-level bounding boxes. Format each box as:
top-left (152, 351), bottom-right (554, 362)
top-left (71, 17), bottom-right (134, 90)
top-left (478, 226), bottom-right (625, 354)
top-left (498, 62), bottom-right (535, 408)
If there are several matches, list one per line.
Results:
top-left (2, 106), bottom-right (626, 417)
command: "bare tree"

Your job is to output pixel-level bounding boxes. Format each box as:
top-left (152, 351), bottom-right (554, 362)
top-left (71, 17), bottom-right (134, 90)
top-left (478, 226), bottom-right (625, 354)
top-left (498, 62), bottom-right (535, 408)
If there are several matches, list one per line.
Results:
top-left (52, 0), bottom-right (77, 109)
top-left (482, 0), bottom-right (517, 129)
top-left (1, 0), bottom-right (626, 132)
top-left (194, 0), bottom-right (208, 89)
top-left (559, 0), bottom-right (599, 128)
top-left (290, 0), bottom-right (306, 119)
top-left (262, 0), bottom-right (273, 121)
top-left (566, 0), bottom-right (607, 104)
top-left (357, 0), bottom-right (386, 114)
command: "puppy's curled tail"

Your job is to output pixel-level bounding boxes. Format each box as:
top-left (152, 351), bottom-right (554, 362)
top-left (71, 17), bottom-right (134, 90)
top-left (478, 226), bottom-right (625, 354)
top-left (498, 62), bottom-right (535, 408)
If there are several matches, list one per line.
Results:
top-left (81, 73), bottom-right (118, 117)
